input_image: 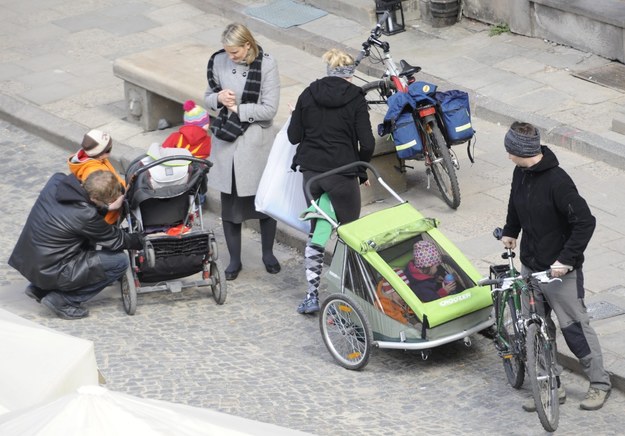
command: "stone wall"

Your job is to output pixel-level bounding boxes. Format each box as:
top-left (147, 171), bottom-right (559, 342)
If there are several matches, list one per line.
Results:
top-left (462, 0), bottom-right (625, 62)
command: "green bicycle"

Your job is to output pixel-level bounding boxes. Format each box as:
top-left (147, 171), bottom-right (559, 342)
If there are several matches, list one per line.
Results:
top-left (478, 228), bottom-right (562, 432)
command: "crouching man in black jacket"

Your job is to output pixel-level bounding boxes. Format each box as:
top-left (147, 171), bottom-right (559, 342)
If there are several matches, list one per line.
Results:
top-left (9, 170), bottom-right (143, 320)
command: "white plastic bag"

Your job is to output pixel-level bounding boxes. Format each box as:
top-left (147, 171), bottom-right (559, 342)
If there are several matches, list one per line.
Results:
top-left (255, 117), bottom-right (310, 234)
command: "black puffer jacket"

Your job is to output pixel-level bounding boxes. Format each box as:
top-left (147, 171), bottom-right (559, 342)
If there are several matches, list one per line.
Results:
top-left (288, 76), bottom-right (375, 175)
top-left (502, 146), bottom-right (595, 271)
top-left (9, 173), bottom-right (141, 291)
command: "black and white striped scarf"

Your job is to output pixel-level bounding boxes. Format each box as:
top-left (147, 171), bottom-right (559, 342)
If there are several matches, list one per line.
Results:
top-left (206, 47), bottom-right (264, 142)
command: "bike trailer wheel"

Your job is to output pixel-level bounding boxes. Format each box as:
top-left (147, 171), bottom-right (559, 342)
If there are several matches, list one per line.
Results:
top-left (319, 293), bottom-right (373, 371)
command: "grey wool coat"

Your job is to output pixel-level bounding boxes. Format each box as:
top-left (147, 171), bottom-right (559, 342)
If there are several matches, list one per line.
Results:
top-left (204, 50), bottom-right (280, 196)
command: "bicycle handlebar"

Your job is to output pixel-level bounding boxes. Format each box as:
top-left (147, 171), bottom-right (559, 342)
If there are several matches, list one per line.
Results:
top-left (375, 11), bottom-right (390, 33)
top-left (478, 270), bottom-right (561, 288)
top-left (355, 11), bottom-right (390, 66)
top-left (477, 277), bottom-right (501, 287)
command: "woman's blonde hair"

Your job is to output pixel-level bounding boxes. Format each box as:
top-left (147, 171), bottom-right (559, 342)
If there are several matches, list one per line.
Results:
top-left (322, 48), bottom-right (355, 68)
top-left (221, 23), bottom-right (259, 64)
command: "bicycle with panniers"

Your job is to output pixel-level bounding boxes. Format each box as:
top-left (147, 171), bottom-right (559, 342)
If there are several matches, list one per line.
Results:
top-left (353, 11), bottom-right (475, 209)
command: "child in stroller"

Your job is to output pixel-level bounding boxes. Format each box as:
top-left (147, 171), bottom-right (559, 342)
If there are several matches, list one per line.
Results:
top-left (118, 143), bottom-right (225, 315)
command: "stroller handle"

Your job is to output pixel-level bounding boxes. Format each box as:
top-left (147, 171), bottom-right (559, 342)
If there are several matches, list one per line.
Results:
top-left (127, 155), bottom-right (212, 184)
top-left (304, 161), bottom-right (404, 203)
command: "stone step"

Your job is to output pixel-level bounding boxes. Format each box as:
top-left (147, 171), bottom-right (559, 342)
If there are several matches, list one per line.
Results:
top-left (611, 112), bottom-right (625, 135)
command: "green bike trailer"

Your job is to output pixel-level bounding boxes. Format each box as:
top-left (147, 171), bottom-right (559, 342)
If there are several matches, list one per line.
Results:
top-left (310, 163), bottom-right (493, 370)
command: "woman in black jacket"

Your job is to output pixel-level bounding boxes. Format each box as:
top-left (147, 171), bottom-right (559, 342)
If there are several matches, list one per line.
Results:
top-left (288, 48), bottom-right (375, 314)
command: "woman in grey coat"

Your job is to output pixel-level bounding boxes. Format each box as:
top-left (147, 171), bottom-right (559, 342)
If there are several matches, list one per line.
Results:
top-left (204, 23), bottom-right (281, 281)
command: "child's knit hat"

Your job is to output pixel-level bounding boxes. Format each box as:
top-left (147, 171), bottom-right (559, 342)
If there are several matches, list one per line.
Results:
top-left (413, 240), bottom-right (441, 269)
top-left (81, 129), bottom-right (112, 157)
top-left (183, 100), bottom-right (209, 127)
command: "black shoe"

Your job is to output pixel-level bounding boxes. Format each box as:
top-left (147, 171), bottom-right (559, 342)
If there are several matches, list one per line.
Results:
top-left (24, 284), bottom-right (47, 303)
top-left (41, 293), bottom-right (89, 320)
top-left (225, 264), bottom-right (242, 281)
top-left (264, 261), bottom-right (281, 274)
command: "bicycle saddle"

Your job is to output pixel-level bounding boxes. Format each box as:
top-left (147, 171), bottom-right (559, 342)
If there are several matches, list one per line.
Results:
top-left (399, 60), bottom-right (421, 77)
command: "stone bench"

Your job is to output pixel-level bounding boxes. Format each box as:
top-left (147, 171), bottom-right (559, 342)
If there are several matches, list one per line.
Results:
top-left (113, 42), bottom-right (210, 131)
top-left (113, 42), bottom-right (406, 201)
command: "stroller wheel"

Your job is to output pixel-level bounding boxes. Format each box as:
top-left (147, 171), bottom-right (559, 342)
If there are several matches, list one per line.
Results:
top-left (121, 266), bottom-right (138, 315)
top-left (319, 293), bottom-right (373, 371)
top-left (144, 240), bottom-right (155, 269)
top-left (209, 234), bottom-right (219, 262)
top-left (207, 261), bottom-right (227, 305)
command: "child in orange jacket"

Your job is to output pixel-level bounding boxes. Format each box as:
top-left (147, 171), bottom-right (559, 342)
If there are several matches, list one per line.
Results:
top-left (68, 130), bottom-right (125, 225)
top-left (161, 100), bottom-right (211, 159)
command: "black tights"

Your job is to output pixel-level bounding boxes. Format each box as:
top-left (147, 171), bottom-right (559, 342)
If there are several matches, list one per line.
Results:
top-left (223, 218), bottom-right (278, 273)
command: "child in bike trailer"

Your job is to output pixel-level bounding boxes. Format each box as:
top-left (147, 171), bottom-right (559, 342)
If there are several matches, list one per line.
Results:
top-left (404, 240), bottom-right (456, 302)
top-left (376, 240), bottom-right (457, 324)
top-left (501, 121), bottom-right (611, 411)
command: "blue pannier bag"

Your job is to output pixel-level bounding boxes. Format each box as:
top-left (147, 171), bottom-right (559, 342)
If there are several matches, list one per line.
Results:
top-left (408, 81), bottom-right (437, 103)
top-left (435, 90), bottom-right (475, 144)
top-left (392, 111), bottom-right (423, 159)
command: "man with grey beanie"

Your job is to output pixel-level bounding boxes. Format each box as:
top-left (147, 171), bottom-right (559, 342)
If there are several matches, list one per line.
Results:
top-left (501, 121), bottom-right (611, 411)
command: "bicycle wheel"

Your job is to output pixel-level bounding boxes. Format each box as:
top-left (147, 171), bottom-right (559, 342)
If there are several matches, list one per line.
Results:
top-left (319, 293), bottom-right (373, 371)
top-left (425, 123), bottom-right (461, 209)
top-left (361, 79), bottom-right (397, 114)
top-left (493, 292), bottom-right (525, 388)
top-left (527, 323), bottom-right (559, 432)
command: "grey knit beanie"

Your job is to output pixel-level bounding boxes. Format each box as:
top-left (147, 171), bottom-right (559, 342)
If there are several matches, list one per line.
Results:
top-left (504, 123), bottom-right (541, 157)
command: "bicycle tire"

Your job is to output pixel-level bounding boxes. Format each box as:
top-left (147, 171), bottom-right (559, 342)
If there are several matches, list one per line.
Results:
top-left (494, 292), bottom-right (525, 388)
top-left (319, 293), bottom-right (373, 371)
top-left (361, 79), bottom-right (397, 114)
top-left (426, 123), bottom-right (461, 209)
top-left (527, 323), bottom-right (559, 432)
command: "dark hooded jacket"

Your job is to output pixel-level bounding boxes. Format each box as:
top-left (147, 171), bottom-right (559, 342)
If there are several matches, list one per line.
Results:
top-left (9, 173), bottom-right (141, 291)
top-left (502, 146), bottom-right (595, 271)
top-left (288, 76), bottom-right (375, 176)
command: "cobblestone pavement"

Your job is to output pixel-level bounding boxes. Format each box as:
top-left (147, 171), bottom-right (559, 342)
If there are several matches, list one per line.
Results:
top-left (1, 120), bottom-right (624, 434)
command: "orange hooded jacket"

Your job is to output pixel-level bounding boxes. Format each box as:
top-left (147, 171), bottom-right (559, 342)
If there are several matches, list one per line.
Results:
top-left (68, 151), bottom-right (126, 225)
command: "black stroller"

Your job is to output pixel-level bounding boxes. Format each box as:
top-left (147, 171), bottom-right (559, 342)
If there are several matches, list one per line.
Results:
top-left (119, 144), bottom-right (225, 315)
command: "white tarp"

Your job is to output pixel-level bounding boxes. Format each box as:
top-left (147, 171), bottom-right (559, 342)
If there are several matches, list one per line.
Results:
top-left (0, 386), bottom-right (311, 435)
top-left (0, 308), bottom-right (99, 414)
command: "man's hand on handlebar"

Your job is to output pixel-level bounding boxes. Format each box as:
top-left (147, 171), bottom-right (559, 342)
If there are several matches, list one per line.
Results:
top-left (549, 261), bottom-right (572, 278)
top-left (501, 236), bottom-right (517, 250)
